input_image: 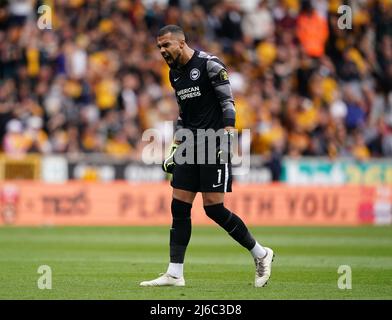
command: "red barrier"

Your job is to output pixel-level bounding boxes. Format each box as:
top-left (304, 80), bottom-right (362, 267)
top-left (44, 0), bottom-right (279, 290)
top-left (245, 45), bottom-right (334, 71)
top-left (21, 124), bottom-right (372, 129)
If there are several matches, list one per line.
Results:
top-left (0, 181), bottom-right (387, 226)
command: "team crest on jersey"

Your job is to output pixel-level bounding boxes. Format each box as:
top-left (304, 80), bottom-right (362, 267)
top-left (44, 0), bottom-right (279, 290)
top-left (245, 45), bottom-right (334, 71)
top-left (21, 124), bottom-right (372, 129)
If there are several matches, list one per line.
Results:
top-left (190, 68), bottom-right (200, 80)
top-left (219, 69), bottom-right (228, 81)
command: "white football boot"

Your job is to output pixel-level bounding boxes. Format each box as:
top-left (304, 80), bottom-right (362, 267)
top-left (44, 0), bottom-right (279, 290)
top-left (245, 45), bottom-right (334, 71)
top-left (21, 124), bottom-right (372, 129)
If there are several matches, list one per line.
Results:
top-left (254, 247), bottom-right (275, 287)
top-left (140, 273), bottom-right (185, 287)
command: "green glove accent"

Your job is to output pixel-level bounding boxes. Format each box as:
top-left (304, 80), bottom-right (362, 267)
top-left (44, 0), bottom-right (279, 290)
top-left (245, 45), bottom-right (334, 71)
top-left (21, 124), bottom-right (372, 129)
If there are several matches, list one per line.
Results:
top-left (162, 142), bottom-right (179, 173)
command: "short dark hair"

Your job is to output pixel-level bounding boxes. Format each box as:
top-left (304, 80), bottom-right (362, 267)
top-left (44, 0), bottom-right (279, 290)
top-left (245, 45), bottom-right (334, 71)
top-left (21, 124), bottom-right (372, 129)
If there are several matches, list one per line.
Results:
top-left (157, 25), bottom-right (185, 39)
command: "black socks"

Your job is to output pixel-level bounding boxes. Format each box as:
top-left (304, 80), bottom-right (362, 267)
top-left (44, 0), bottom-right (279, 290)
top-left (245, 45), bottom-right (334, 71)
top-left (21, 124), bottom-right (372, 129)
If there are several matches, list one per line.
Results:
top-left (170, 198), bottom-right (192, 263)
top-left (204, 203), bottom-right (256, 250)
top-left (170, 200), bottom-right (256, 263)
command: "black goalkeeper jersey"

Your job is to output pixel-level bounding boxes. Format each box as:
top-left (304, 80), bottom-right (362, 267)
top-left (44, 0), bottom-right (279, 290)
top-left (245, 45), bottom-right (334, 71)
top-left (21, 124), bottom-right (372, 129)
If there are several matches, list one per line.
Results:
top-left (169, 50), bottom-right (236, 134)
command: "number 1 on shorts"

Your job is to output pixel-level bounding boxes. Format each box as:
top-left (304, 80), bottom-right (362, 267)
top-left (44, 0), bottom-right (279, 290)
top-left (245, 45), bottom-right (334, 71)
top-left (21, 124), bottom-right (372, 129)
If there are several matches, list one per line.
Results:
top-left (217, 169), bottom-right (222, 184)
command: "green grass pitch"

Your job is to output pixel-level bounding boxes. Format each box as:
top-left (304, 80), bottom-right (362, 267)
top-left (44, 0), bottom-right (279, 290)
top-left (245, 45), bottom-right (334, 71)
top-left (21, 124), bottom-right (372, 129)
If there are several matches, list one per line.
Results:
top-left (0, 226), bottom-right (391, 299)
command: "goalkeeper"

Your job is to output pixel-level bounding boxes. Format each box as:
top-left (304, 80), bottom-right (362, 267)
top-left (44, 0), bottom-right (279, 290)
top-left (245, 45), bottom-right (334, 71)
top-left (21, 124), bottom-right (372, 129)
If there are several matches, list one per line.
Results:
top-left (140, 25), bottom-right (274, 288)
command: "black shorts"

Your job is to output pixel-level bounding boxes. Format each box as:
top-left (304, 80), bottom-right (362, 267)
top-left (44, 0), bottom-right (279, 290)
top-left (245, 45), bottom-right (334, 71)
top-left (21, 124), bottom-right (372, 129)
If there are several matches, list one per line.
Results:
top-left (171, 162), bottom-right (232, 193)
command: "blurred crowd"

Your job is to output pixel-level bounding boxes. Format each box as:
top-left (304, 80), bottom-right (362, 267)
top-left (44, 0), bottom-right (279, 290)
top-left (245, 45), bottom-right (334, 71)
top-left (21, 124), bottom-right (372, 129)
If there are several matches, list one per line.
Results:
top-left (0, 0), bottom-right (392, 161)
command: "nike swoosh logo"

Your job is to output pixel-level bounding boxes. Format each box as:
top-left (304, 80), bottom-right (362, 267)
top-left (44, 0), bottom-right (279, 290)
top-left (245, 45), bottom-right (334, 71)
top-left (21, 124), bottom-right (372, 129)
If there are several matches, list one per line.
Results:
top-left (174, 77), bottom-right (180, 82)
top-left (213, 183), bottom-right (223, 188)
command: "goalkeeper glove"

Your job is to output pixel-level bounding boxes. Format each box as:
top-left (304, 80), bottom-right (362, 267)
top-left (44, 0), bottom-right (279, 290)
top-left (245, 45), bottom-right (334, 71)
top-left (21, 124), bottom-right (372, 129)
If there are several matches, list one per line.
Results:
top-left (217, 130), bottom-right (234, 164)
top-left (162, 142), bottom-right (179, 173)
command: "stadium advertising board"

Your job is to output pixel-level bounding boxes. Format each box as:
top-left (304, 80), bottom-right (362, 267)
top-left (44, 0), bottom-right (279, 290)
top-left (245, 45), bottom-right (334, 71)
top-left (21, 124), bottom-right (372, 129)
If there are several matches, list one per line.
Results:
top-left (1, 182), bottom-right (390, 226)
top-left (282, 158), bottom-right (392, 185)
top-left (62, 156), bottom-right (271, 183)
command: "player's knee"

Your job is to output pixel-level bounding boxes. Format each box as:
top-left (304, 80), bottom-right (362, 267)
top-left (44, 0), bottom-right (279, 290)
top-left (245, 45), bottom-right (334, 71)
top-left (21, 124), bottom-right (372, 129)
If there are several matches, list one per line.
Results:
top-left (204, 203), bottom-right (230, 225)
top-left (170, 198), bottom-right (192, 248)
top-left (204, 204), bottom-right (250, 240)
top-left (202, 192), bottom-right (224, 207)
top-left (171, 198), bottom-right (192, 219)
top-left (173, 189), bottom-right (196, 204)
